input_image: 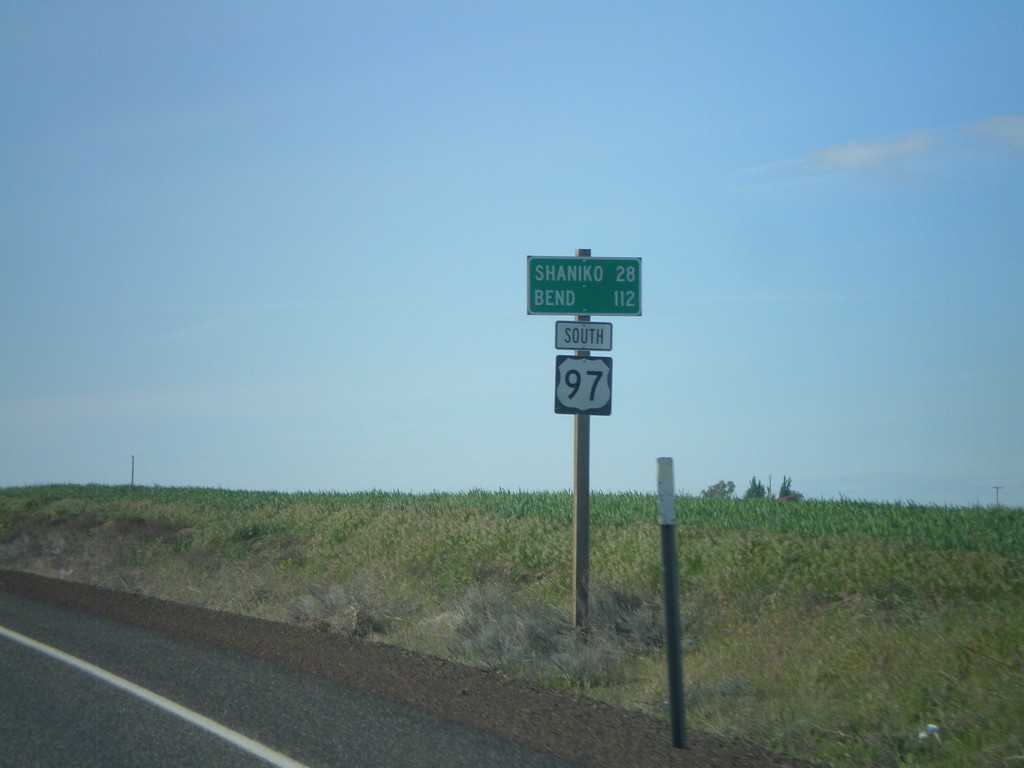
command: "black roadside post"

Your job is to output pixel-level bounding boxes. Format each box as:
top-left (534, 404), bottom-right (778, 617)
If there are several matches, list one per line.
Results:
top-left (658, 457), bottom-right (687, 749)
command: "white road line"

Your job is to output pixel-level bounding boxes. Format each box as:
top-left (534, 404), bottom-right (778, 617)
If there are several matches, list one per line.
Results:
top-left (0, 623), bottom-right (312, 768)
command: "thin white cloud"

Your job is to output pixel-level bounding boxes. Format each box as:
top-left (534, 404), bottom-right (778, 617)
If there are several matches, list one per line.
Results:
top-left (806, 131), bottom-right (939, 171)
top-left (739, 116), bottom-right (1022, 184)
top-left (970, 114), bottom-right (1024, 148)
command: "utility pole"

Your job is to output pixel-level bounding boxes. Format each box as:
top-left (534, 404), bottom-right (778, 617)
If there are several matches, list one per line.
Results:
top-left (993, 486), bottom-right (1003, 507)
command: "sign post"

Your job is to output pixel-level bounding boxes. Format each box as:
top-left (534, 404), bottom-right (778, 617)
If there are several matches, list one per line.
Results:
top-left (572, 249), bottom-right (591, 631)
top-left (528, 248), bottom-right (641, 633)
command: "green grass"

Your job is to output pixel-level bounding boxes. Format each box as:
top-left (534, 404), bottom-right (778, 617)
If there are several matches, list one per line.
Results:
top-left (1, 484), bottom-right (1021, 767)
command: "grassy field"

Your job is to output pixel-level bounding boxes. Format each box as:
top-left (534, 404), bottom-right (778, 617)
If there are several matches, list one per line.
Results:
top-left (1, 484), bottom-right (1021, 767)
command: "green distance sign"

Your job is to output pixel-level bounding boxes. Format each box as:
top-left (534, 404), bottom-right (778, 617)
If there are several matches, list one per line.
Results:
top-left (527, 256), bottom-right (642, 316)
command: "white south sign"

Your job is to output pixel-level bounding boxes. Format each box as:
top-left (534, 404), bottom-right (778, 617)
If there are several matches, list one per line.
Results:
top-left (554, 355), bottom-right (612, 416)
top-left (555, 321), bottom-right (613, 351)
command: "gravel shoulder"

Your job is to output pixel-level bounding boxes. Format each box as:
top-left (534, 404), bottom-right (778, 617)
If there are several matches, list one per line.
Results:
top-left (0, 569), bottom-right (816, 768)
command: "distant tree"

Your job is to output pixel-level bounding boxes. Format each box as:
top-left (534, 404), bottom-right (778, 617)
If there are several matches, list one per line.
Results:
top-left (701, 480), bottom-right (735, 499)
top-left (778, 476), bottom-right (803, 501)
top-left (743, 476), bottom-right (767, 500)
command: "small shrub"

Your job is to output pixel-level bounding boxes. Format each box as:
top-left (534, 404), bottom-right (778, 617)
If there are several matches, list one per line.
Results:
top-left (450, 583), bottom-right (564, 671)
top-left (549, 633), bottom-right (622, 688)
top-left (450, 583), bottom-right (657, 689)
top-left (591, 585), bottom-right (663, 649)
top-left (287, 575), bottom-right (401, 637)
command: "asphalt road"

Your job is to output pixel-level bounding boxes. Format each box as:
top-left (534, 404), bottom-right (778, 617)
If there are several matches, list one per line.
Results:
top-left (0, 592), bottom-right (580, 768)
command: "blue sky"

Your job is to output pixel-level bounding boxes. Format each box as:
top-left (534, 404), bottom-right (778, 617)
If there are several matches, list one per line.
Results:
top-left (2, 1), bottom-right (1022, 506)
